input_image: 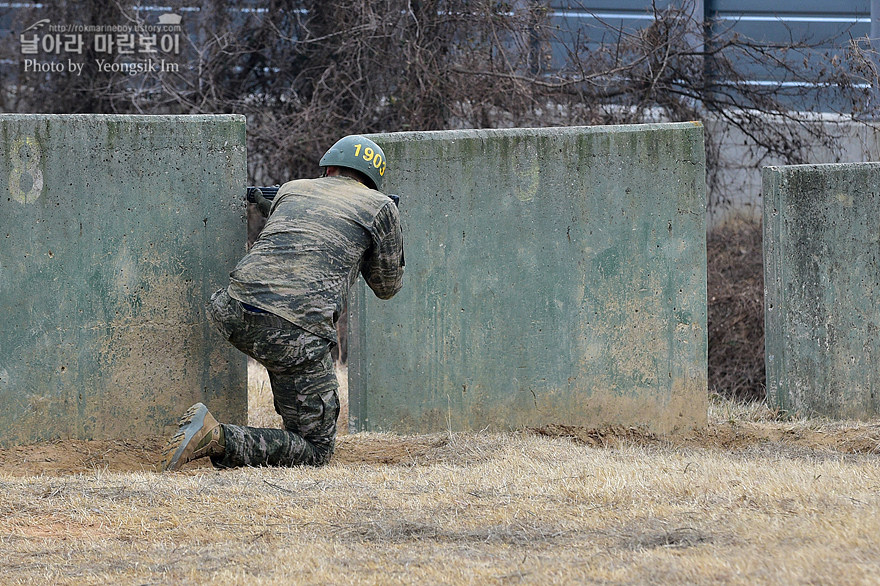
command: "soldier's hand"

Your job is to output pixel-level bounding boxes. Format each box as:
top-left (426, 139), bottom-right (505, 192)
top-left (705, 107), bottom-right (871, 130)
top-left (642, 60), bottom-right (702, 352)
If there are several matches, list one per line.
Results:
top-left (253, 188), bottom-right (272, 217)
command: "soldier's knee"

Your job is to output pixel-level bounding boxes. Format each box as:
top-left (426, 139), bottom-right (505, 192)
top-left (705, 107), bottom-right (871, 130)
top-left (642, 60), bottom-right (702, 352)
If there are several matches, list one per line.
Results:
top-left (309, 436), bottom-right (336, 466)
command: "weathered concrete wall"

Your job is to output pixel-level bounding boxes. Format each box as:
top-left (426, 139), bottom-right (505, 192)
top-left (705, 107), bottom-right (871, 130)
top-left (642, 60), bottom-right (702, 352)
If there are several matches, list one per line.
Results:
top-left (0, 114), bottom-right (247, 446)
top-left (349, 123), bottom-right (708, 434)
top-left (764, 162), bottom-right (880, 419)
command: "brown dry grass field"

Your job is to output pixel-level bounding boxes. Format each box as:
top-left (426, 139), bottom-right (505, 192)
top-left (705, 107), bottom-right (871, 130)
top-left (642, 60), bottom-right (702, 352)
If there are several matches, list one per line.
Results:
top-left (2, 362), bottom-right (880, 584)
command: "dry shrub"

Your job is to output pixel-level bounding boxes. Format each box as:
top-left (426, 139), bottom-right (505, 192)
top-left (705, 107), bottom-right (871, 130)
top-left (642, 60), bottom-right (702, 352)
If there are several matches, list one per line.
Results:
top-left (708, 219), bottom-right (765, 401)
top-left (4, 1), bottom-right (877, 194)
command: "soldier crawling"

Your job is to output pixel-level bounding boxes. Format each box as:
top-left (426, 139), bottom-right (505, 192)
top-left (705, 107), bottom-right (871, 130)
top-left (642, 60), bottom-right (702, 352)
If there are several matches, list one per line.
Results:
top-left (160, 135), bottom-right (404, 470)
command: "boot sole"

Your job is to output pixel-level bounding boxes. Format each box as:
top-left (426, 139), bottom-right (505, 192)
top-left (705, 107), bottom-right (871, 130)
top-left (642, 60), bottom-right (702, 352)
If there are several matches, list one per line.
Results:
top-left (161, 402), bottom-right (210, 472)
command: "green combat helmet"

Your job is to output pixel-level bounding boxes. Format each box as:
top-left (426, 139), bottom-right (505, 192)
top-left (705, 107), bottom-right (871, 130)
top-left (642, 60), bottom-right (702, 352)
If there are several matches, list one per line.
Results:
top-left (319, 135), bottom-right (387, 191)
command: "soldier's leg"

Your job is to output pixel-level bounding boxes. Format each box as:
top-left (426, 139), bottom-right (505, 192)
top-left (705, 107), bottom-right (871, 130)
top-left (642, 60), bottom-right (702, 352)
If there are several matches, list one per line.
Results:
top-left (198, 287), bottom-right (340, 467)
top-left (164, 290), bottom-right (339, 470)
top-left (212, 352), bottom-right (340, 468)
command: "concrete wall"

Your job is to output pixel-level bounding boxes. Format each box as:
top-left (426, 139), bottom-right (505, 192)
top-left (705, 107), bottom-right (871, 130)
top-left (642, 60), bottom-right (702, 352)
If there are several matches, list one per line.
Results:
top-left (764, 162), bottom-right (880, 419)
top-left (0, 114), bottom-right (247, 446)
top-left (349, 123), bottom-right (708, 435)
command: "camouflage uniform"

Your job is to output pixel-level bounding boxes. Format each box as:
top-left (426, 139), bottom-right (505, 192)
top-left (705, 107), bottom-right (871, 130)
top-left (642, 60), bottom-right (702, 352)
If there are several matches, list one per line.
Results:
top-left (207, 176), bottom-right (404, 467)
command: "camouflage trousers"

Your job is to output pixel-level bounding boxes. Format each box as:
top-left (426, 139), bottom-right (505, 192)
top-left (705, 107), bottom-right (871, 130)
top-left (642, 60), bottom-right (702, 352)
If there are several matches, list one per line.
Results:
top-left (206, 288), bottom-right (340, 467)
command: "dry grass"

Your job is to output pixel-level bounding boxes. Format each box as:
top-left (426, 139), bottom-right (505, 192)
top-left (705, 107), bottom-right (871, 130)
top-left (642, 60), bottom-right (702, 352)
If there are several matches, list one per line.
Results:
top-left (2, 368), bottom-right (880, 584)
top-left (2, 425), bottom-right (880, 584)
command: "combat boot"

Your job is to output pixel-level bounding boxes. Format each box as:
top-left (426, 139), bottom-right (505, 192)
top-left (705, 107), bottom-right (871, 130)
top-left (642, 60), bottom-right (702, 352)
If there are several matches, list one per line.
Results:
top-left (161, 402), bottom-right (225, 471)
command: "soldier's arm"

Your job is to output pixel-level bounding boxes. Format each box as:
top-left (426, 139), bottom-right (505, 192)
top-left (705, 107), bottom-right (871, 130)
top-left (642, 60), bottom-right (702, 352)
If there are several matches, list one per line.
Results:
top-left (362, 201), bottom-right (405, 300)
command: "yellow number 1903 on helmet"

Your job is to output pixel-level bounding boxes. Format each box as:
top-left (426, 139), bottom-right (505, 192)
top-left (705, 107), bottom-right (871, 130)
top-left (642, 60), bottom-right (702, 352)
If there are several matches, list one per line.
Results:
top-left (319, 135), bottom-right (387, 191)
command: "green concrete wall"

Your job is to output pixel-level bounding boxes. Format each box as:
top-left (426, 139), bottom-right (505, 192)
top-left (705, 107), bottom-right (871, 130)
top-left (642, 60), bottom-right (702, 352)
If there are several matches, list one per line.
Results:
top-left (764, 162), bottom-right (880, 419)
top-left (350, 123), bottom-right (708, 434)
top-left (0, 114), bottom-right (247, 446)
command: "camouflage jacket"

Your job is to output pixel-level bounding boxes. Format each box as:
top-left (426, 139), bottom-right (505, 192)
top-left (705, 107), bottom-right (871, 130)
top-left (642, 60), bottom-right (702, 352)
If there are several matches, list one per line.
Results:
top-left (227, 176), bottom-right (405, 342)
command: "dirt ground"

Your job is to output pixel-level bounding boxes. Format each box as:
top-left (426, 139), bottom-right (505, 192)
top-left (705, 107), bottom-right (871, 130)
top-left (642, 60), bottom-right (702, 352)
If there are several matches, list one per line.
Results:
top-left (2, 417), bottom-right (878, 477)
top-left (3, 361), bottom-right (877, 476)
